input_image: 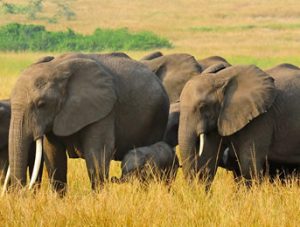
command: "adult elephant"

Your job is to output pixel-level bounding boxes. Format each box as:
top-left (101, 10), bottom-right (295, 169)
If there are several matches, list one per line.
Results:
top-left (8, 52), bottom-right (169, 193)
top-left (0, 100), bottom-right (43, 187)
top-left (178, 63), bottom-right (300, 185)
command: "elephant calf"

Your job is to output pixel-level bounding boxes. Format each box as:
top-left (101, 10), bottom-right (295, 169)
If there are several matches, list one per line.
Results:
top-left (112, 142), bottom-right (179, 184)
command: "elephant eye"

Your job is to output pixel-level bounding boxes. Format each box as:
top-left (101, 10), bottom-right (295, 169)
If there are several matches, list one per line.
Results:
top-left (198, 103), bottom-right (207, 111)
top-left (37, 100), bottom-right (46, 108)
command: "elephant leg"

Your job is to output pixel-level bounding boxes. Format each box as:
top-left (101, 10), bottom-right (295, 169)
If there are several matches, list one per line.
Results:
top-left (81, 113), bottom-right (115, 190)
top-left (0, 148), bottom-right (8, 184)
top-left (231, 116), bottom-right (272, 186)
top-left (43, 133), bottom-right (67, 196)
top-left (28, 142), bottom-right (44, 188)
top-left (232, 139), bottom-right (268, 186)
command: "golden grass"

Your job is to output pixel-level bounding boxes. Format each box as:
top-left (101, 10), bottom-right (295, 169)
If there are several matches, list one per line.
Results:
top-left (1, 0), bottom-right (300, 226)
top-left (1, 163), bottom-right (300, 226)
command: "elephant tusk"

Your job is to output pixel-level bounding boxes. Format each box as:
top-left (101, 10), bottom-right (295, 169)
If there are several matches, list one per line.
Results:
top-left (222, 147), bottom-right (229, 165)
top-left (1, 166), bottom-right (10, 196)
top-left (198, 133), bottom-right (205, 157)
top-left (29, 138), bottom-right (43, 189)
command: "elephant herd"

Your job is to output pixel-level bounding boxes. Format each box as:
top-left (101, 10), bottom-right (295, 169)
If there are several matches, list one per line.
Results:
top-left (1, 51), bottom-right (300, 196)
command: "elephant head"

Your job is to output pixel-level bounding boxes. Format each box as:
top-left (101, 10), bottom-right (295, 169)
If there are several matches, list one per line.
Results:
top-left (9, 54), bottom-right (117, 187)
top-left (178, 65), bottom-right (277, 180)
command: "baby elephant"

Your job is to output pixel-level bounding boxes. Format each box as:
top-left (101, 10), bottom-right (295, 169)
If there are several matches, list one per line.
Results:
top-left (112, 142), bottom-right (179, 184)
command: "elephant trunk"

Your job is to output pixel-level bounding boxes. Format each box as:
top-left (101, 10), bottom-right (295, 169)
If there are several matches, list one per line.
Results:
top-left (9, 111), bottom-right (32, 188)
top-left (178, 121), bottom-right (199, 180)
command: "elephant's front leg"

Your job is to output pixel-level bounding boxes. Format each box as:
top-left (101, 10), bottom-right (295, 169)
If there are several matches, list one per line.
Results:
top-left (43, 133), bottom-right (67, 196)
top-left (81, 113), bottom-right (115, 190)
top-left (231, 122), bottom-right (271, 186)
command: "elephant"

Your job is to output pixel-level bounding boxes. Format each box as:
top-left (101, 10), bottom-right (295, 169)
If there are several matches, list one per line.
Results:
top-left (178, 63), bottom-right (300, 186)
top-left (8, 52), bottom-right (169, 193)
top-left (0, 100), bottom-right (43, 187)
top-left (111, 142), bottom-right (179, 184)
top-left (141, 53), bottom-right (231, 103)
top-left (140, 51), bottom-right (163, 60)
top-left (163, 100), bottom-right (300, 183)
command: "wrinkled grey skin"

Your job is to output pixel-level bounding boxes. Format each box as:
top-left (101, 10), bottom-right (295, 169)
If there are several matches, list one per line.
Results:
top-left (197, 56), bottom-right (230, 71)
top-left (112, 142), bottom-right (179, 184)
top-left (179, 63), bottom-right (300, 186)
top-left (0, 100), bottom-right (43, 185)
top-left (9, 52), bottom-right (169, 194)
top-left (140, 51), bottom-right (163, 61)
top-left (141, 53), bottom-right (231, 104)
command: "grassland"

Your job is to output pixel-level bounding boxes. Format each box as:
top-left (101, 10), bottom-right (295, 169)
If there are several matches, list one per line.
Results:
top-left (0, 0), bottom-right (300, 226)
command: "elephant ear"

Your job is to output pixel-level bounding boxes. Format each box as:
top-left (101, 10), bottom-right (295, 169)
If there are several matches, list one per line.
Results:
top-left (141, 58), bottom-right (166, 80)
top-left (53, 58), bottom-right (117, 136)
top-left (217, 65), bottom-right (277, 136)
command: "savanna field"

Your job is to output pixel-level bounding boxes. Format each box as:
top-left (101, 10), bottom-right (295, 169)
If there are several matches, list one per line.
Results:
top-left (0, 0), bottom-right (300, 226)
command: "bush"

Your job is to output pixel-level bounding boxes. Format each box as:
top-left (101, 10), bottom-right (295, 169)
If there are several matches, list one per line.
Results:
top-left (0, 23), bottom-right (172, 51)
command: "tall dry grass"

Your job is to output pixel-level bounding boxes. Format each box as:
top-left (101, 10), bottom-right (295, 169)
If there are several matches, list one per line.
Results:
top-left (0, 0), bottom-right (300, 226)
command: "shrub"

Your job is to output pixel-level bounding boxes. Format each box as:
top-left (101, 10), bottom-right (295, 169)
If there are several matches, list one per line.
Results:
top-left (0, 23), bottom-right (172, 52)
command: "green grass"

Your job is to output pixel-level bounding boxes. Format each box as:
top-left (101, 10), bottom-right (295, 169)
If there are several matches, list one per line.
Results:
top-left (0, 23), bottom-right (172, 52)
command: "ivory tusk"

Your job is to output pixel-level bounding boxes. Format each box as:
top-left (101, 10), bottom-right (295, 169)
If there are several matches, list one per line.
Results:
top-left (1, 166), bottom-right (10, 196)
top-left (198, 133), bottom-right (205, 157)
top-left (29, 138), bottom-right (43, 189)
top-left (222, 147), bottom-right (229, 165)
